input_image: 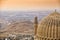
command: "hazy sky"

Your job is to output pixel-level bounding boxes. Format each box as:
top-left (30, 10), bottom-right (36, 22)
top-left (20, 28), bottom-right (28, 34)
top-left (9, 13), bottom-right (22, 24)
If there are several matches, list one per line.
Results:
top-left (0, 0), bottom-right (60, 11)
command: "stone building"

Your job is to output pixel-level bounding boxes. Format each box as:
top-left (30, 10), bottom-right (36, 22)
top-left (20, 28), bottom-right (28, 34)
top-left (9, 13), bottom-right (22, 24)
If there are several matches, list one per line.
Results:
top-left (34, 11), bottom-right (60, 40)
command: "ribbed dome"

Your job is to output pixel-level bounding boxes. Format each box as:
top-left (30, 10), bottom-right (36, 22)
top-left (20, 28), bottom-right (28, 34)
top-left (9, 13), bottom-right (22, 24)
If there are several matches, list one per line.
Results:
top-left (37, 12), bottom-right (60, 40)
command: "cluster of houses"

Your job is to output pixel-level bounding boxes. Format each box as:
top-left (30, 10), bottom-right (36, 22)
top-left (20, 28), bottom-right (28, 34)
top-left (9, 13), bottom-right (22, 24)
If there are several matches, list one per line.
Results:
top-left (0, 34), bottom-right (34, 40)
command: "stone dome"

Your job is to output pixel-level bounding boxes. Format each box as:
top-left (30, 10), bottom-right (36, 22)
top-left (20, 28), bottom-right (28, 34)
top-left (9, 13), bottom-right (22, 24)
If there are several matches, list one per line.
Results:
top-left (37, 11), bottom-right (60, 40)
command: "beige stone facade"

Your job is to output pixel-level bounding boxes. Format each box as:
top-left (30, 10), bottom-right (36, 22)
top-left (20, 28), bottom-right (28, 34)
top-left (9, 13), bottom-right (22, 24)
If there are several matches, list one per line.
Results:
top-left (35, 11), bottom-right (60, 40)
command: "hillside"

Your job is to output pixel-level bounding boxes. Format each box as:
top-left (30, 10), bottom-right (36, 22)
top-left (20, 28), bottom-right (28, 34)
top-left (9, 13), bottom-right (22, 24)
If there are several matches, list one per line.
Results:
top-left (3, 20), bottom-right (34, 34)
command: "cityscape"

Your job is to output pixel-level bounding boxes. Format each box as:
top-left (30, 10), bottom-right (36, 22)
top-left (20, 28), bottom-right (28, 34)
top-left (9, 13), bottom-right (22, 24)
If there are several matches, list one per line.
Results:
top-left (0, 0), bottom-right (60, 40)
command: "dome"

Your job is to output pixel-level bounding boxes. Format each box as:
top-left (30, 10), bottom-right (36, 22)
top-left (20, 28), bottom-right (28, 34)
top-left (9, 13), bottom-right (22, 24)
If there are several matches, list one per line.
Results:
top-left (37, 12), bottom-right (60, 40)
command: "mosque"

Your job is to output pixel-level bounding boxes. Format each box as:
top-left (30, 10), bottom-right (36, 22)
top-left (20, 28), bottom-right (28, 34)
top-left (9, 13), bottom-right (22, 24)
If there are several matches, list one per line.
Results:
top-left (0, 10), bottom-right (60, 40)
top-left (34, 10), bottom-right (60, 40)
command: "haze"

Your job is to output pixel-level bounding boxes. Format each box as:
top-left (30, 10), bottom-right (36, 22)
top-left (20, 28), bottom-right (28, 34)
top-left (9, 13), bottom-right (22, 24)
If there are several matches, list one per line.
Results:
top-left (0, 0), bottom-right (60, 11)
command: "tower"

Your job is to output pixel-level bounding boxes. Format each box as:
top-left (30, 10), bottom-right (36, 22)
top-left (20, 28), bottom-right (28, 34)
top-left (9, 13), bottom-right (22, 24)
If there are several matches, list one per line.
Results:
top-left (34, 16), bottom-right (38, 35)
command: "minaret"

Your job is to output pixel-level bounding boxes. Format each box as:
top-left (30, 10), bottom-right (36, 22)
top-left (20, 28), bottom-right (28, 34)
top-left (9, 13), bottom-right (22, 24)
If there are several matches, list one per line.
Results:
top-left (55, 9), bottom-right (56, 12)
top-left (34, 16), bottom-right (38, 35)
top-left (0, 23), bottom-right (1, 30)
